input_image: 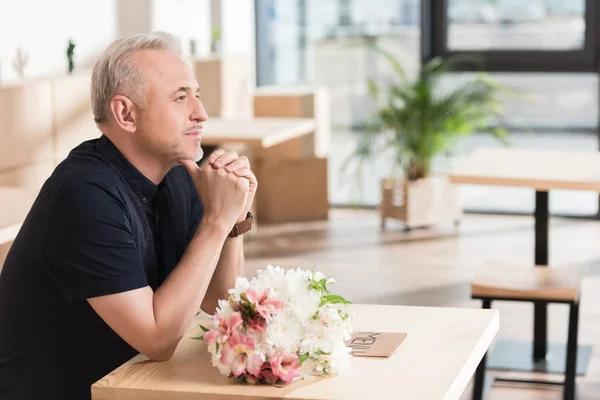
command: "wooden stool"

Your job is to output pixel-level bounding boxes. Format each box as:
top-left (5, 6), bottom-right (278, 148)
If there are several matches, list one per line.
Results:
top-left (471, 265), bottom-right (581, 400)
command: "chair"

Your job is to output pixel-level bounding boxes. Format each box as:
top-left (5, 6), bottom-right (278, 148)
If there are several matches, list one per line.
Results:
top-left (471, 265), bottom-right (581, 400)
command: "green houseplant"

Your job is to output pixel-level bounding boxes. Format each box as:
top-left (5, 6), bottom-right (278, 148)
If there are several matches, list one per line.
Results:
top-left (344, 43), bottom-right (511, 229)
top-left (211, 27), bottom-right (221, 54)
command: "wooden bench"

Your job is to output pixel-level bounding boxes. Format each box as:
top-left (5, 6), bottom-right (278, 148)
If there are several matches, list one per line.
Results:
top-left (471, 265), bottom-right (581, 400)
top-left (472, 265), bottom-right (581, 303)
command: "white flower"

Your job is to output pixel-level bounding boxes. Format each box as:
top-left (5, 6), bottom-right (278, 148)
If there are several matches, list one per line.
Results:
top-left (203, 264), bottom-right (354, 383)
top-left (228, 276), bottom-right (250, 302)
top-left (208, 342), bottom-right (232, 376)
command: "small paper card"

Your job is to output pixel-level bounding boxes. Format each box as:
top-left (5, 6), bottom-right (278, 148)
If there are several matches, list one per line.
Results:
top-left (346, 331), bottom-right (407, 357)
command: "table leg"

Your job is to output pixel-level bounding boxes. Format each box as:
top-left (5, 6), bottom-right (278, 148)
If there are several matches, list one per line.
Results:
top-left (486, 190), bottom-right (593, 376)
top-left (533, 190), bottom-right (549, 361)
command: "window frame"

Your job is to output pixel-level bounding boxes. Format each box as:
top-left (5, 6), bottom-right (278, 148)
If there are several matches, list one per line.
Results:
top-left (424, 0), bottom-right (599, 72)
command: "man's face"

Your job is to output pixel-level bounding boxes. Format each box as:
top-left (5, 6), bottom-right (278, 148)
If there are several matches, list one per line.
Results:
top-left (132, 49), bottom-right (207, 165)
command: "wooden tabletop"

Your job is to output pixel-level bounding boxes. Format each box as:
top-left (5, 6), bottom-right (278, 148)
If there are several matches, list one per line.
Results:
top-left (449, 147), bottom-right (600, 191)
top-left (200, 117), bottom-right (316, 148)
top-left (0, 187), bottom-right (38, 244)
top-left (92, 304), bottom-right (498, 400)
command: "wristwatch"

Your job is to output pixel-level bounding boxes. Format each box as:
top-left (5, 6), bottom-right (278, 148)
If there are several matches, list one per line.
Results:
top-left (228, 211), bottom-right (253, 238)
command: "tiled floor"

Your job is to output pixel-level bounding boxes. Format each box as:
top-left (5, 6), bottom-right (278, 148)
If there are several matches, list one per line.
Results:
top-left (244, 209), bottom-right (600, 399)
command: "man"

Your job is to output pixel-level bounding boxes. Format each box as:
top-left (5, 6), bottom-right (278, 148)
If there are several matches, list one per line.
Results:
top-left (0, 32), bottom-right (257, 399)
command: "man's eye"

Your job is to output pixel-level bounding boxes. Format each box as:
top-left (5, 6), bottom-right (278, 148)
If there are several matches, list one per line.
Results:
top-left (177, 95), bottom-right (186, 101)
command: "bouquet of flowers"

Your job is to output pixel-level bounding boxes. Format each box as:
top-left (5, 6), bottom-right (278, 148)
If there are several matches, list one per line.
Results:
top-left (196, 264), bottom-right (354, 385)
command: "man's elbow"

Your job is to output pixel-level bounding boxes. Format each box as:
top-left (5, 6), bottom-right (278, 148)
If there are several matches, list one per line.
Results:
top-left (140, 338), bottom-right (179, 361)
top-left (145, 347), bottom-right (175, 362)
top-left (143, 345), bottom-right (176, 361)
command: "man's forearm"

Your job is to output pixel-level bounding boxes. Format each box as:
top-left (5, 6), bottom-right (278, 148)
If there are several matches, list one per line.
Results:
top-left (201, 234), bottom-right (244, 314)
top-left (151, 220), bottom-right (230, 357)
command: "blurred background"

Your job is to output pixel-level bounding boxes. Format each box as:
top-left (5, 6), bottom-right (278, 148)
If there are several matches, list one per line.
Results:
top-left (2, 1), bottom-right (600, 398)
top-left (254, 0), bottom-right (597, 217)
top-left (0, 0), bottom-right (597, 217)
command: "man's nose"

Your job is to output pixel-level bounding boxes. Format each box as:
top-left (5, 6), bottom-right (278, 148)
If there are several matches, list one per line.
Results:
top-left (191, 98), bottom-right (208, 122)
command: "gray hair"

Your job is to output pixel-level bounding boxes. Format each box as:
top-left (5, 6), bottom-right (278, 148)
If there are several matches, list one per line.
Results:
top-left (91, 31), bottom-right (181, 124)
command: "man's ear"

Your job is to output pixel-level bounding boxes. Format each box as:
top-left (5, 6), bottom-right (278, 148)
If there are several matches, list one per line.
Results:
top-left (110, 95), bottom-right (138, 133)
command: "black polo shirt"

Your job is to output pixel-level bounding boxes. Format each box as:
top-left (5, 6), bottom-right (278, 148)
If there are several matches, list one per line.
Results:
top-left (0, 135), bottom-right (203, 400)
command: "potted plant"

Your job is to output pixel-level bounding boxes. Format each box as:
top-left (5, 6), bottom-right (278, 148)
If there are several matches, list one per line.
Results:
top-left (343, 43), bottom-right (511, 230)
top-left (210, 27), bottom-right (221, 54)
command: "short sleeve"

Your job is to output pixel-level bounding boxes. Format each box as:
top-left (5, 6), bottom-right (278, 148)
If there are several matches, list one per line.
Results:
top-left (42, 181), bottom-right (148, 302)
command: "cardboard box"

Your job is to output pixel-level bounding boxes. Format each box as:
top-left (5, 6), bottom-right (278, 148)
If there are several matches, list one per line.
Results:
top-left (255, 156), bottom-right (328, 224)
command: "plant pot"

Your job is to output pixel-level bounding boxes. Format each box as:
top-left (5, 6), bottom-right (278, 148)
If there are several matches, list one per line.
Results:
top-left (379, 175), bottom-right (462, 230)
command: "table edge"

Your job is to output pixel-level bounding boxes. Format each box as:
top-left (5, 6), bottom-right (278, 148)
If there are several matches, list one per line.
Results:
top-left (444, 309), bottom-right (499, 400)
top-left (448, 174), bottom-right (600, 192)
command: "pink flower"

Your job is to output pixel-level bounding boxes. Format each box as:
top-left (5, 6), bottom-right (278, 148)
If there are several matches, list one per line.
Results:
top-left (246, 316), bottom-right (268, 333)
top-left (269, 353), bottom-right (301, 383)
top-left (245, 288), bottom-right (284, 319)
top-left (220, 331), bottom-right (263, 378)
top-left (204, 312), bottom-right (243, 345)
top-left (259, 366), bottom-right (279, 384)
top-left (243, 373), bottom-right (260, 385)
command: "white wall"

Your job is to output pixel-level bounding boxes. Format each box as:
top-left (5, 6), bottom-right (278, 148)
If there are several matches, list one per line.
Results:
top-left (0, 0), bottom-right (117, 83)
top-left (218, 0), bottom-right (256, 87)
top-left (0, 0), bottom-right (212, 85)
top-left (117, 0), bottom-right (153, 39)
top-left (220, 0), bottom-right (254, 56)
top-left (152, 0), bottom-right (211, 57)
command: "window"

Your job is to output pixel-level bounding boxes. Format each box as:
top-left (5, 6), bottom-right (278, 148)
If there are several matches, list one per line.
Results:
top-left (448, 0), bottom-right (585, 51)
top-left (255, 0), bottom-right (422, 207)
top-left (424, 0), bottom-right (600, 217)
top-left (427, 0), bottom-right (598, 72)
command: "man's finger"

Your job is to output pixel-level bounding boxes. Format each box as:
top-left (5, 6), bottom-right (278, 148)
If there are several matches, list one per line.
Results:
top-left (224, 156), bottom-right (249, 172)
top-left (208, 149), bottom-right (226, 164)
top-left (213, 151), bottom-right (239, 168)
top-left (232, 169), bottom-right (257, 186)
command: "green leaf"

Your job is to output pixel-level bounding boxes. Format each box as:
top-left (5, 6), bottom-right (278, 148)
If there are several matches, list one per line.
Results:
top-left (299, 353), bottom-right (309, 365)
top-left (364, 41), bottom-right (407, 82)
top-left (199, 324), bottom-right (210, 333)
top-left (342, 46), bottom-right (517, 183)
top-left (309, 278), bottom-right (322, 292)
top-left (366, 78), bottom-right (379, 100)
top-left (318, 278), bottom-right (330, 294)
top-left (338, 309), bottom-right (349, 320)
top-left (216, 343), bottom-right (220, 354)
top-left (320, 294), bottom-right (352, 306)
top-left (191, 335), bottom-right (204, 340)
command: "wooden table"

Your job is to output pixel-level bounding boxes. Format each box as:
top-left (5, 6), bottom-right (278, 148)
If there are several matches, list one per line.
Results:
top-left (449, 146), bottom-right (600, 374)
top-left (92, 304), bottom-right (498, 400)
top-left (201, 117), bottom-right (316, 149)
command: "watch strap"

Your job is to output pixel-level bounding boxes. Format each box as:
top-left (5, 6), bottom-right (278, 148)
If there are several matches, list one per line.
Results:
top-left (228, 211), bottom-right (253, 238)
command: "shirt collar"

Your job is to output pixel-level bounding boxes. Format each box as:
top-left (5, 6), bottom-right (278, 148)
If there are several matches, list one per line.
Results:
top-left (97, 135), bottom-right (158, 204)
